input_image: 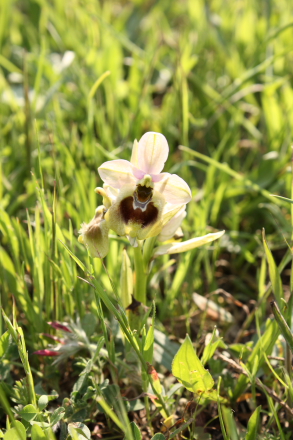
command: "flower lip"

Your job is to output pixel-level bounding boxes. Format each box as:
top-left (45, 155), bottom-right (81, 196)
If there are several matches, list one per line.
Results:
top-left (120, 196), bottom-right (158, 227)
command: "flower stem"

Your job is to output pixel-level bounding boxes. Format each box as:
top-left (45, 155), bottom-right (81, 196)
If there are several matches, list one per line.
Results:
top-left (133, 243), bottom-right (147, 305)
top-left (143, 236), bottom-right (157, 268)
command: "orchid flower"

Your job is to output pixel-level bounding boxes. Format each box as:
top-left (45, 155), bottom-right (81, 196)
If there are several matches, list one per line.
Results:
top-left (77, 131), bottom-right (225, 310)
top-left (98, 132), bottom-right (192, 243)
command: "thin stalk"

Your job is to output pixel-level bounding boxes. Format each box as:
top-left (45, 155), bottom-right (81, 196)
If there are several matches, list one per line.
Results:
top-left (95, 293), bottom-right (118, 384)
top-left (143, 236), bottom-right (157, 269)
top-left (0, 384), bottom-right (27, 439)
top-left (2, 309), bottom-right (55, 439)
top-left (141, 376), bottom-right (152, 431)
top-left (133, 244), bottom-right (147, 304)
top-left (2, 309), bottom-right (36, 407)
top-left (91, 280), bottom-right (169, 416)
top-left (286, 150), bottom-right (293, 409)
top-left (61, 243), bottom-right (169, 416)
top-left (270, 301), bottom-right (293, 354)
top-left (23, 51), bottom-right (32, 178)
top-left (52, 180), bottom-right (58, 321)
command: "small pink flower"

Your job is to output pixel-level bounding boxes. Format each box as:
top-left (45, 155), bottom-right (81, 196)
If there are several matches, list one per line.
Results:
top-left (33, 349), bottom-right (59, 357)
top-left (48, 321), bottom-right (72, 333)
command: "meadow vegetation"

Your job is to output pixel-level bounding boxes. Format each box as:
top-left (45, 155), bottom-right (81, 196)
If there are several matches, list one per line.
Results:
top-left (1, 0), bottom-right (293, 438)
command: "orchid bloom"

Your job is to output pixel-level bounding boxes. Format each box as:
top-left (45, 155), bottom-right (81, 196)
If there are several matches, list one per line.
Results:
top-left (98, 132), bottom-right (192, 243)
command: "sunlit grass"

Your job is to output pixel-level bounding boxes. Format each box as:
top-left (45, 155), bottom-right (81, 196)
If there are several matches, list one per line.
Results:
top-left (1, 0), bottom-right (293, 438)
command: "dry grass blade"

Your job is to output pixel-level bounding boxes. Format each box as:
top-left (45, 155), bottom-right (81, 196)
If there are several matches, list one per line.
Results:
top-left (216, 352), bottom-right (293, 416)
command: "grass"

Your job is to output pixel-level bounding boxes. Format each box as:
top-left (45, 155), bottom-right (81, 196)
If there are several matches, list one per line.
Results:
top-left (1, 0), bottom-right (293, 438)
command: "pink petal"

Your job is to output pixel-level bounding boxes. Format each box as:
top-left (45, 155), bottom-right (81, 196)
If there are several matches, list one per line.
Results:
top-left (48, 321), bottom-right (72, 333)
top-left (131, 166), bottom-right (146, 180)
top-left (137, 132), bottom-right (169, 175)
top-left (98, 160), bottom-right (137, 189)
top-left (33, 349), bottom-right (59, 356)
top-left (155, 173), bottom-right (192, 204)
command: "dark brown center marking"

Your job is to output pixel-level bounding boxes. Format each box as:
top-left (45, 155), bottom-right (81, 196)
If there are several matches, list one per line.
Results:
top-left (136, 184), bottom-right (153, 203)
top-left (120, 196), bottom-right (158, 228)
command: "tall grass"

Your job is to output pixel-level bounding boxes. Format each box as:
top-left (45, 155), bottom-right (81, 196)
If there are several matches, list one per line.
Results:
top-left (1, 0), bottom-right (293, 438)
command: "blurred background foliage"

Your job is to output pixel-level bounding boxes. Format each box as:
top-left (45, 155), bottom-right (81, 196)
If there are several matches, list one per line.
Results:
top-left (1, 0), bottom-right (293, 334)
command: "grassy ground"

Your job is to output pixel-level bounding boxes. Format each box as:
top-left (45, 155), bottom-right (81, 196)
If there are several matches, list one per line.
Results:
top-left (1, 0), bottom-right (293, 438)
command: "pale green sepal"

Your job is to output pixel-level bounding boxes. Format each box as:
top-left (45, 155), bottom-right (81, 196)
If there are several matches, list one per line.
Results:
top-left (153, 230), bottom-right (225, 257)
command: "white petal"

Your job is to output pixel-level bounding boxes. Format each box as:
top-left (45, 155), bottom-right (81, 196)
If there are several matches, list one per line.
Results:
top-left (98, 160), bottom-right (137, 189)
top-left (158, 206), bottom-right (186, 241)
top-left (155, 173), bottom-right (192, 204)
top-left (153, 230), bottom-right (225, 257)
top-left (144, 204), bottom-right (185, 239)
top-left (103, 185), bottom-right (119, 201)
top-left (130, 139), bottom-right (139, 167)
top-left (138, 132), bottom-right (169, 174)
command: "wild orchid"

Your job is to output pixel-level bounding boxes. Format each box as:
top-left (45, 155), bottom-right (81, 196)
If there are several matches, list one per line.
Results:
top-left (79, 132), bottom-right (192, 253)
top-left (79, 132), bottom-right (224, 305)
top-left (98, 132), bottom-right (192, 245)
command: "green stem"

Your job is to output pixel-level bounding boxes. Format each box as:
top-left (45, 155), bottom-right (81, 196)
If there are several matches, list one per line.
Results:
top-left (143, 236), bottom-right (157, 268)
top-left (90, 274), bottom-right (169, 416)
top-left (133, 244), bottom-right (147, 304)
top-left (270, 301), bottom-right (293, 354)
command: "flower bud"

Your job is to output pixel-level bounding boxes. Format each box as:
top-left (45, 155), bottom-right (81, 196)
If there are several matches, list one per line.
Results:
top-left (78, 206), bottom-right (109, 258)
